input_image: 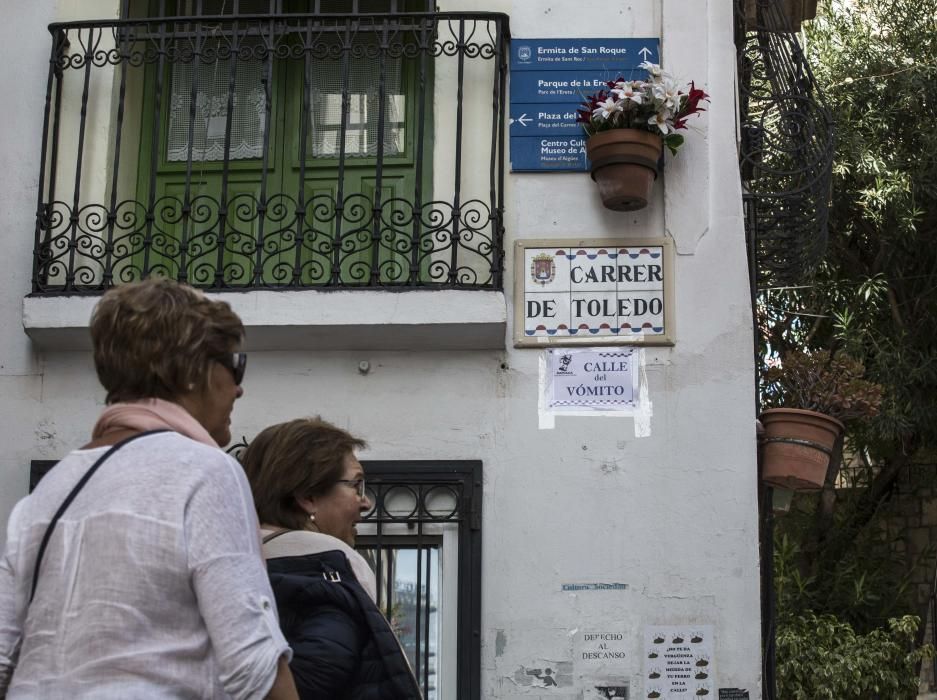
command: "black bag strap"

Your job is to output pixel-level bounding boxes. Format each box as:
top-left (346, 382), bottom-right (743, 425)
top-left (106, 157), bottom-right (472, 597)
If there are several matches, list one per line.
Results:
top-left (28, 429), bottom-right (170, 604)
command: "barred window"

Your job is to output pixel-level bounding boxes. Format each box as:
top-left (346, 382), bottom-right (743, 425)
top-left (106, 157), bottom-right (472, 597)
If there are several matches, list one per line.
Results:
top-left (357, 461), bottom-right (482, 700)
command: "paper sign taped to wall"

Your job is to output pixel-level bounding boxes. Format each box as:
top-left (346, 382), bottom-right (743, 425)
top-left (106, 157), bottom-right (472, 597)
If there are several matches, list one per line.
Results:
top-left (545, 347), bottom-right (636, 410)
top-left (644, 626), bottom-right (714, 699)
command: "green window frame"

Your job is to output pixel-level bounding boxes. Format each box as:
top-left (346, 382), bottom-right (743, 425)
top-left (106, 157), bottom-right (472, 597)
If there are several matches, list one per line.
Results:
top-left (132, 0), bottom-right (434, 286)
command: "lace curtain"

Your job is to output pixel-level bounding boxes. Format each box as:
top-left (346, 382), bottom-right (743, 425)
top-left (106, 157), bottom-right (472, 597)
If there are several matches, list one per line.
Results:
top-left (309, 53), bottom-right (405, 159)
top-left (166, 46), bottom-right (267, 162)
top-left (165, 41), bottom-right (405, 162)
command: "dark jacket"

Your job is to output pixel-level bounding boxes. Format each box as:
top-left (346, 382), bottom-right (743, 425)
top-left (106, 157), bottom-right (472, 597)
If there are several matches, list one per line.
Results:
top-left (266, 549), bottom-right (422, 700)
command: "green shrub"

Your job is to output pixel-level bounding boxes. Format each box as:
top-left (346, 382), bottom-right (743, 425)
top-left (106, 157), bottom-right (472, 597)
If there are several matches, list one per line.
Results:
top-left (776, 612), bottom-right (933, 699)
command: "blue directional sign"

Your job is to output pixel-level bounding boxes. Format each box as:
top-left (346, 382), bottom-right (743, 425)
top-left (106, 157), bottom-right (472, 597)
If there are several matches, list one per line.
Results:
top-left (509, 38), bottom-right (660, 172)
top-left (511, 69), bottom-right (643, 103)
top-left (511, 38), bottom-right (659, 72)
top-left (511, 136), bottom-right (588, 172)
top-left (510, 104), bottom-right (582, 137)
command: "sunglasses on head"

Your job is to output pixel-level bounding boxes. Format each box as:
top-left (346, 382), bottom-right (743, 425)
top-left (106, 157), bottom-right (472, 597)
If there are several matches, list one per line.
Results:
top-left (216, 352), bottom-right (247, 386)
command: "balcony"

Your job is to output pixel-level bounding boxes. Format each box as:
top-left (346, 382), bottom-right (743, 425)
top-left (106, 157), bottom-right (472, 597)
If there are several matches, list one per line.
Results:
top-left (735, 0), bottom-right (834, 287)
top-left (25, 7), bottom-right (510, 350)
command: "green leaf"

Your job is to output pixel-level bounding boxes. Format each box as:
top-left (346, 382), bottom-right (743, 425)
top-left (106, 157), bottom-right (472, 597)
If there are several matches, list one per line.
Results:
top-left (663, 133), bottom-right (684, 156)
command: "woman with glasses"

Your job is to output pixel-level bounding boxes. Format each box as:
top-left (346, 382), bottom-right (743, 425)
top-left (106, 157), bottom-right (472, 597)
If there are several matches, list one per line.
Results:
top-left (0, 278), bottom-right (297, 699)
top-left (241, 417), bottom-right (422, 700)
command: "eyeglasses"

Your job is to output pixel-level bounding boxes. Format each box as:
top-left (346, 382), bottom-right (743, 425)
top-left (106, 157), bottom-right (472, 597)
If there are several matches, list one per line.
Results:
top-left (336, 479), bottom-right (366, 499)
top-left (216, 352), bottom-right (247, 386)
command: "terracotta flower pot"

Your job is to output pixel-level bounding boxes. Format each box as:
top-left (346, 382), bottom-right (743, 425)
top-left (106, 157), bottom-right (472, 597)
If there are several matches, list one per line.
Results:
top-left (586, 129), bottom-right (662, 212)
top-left (759, 408), bottom-right (845, 491)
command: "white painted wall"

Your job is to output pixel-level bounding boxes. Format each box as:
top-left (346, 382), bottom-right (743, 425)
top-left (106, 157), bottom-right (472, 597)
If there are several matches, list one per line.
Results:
top-left (0, 1), bottom-right (762, 698)
top-left (0, 0), bottom-right (57, 533)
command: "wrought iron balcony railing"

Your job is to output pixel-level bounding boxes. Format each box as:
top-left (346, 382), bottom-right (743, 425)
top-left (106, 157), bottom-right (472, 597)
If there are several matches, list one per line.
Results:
top-left (735, 0), bottom-right (833, 288)
top-left (33, 11), bottom-right (509, 294)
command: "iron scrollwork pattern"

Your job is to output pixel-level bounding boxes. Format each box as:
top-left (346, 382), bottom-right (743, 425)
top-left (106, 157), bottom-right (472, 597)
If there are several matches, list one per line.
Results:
top-left (734, 0), bottom-right (834, 288)
top-left (33, 11), bottom-right (509, 294)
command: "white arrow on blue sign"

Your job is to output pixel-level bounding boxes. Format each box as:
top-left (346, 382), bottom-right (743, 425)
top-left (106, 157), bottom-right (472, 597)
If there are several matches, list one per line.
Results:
top-left (511, 38), bottom-right (659, 72)
top-left (510, 104), bottom-right (583, 136)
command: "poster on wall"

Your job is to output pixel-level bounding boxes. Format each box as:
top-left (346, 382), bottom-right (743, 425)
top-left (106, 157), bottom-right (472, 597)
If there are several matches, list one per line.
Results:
top-left (643, 626), bottom-right (713, 699)
top-left (577, 629), bottom-right (629, 662)
top-left (544, 348), bottom-right (636, 411)
top-left (515, 238), bottom-right (674, 347)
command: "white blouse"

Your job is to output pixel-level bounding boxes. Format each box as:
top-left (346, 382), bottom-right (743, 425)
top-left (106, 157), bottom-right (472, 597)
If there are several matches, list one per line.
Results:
top-left (0, 432), bottom-right (290, 699)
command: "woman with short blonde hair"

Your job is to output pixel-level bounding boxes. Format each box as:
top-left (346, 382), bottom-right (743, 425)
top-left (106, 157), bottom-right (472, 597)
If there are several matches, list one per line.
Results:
top-left (91, 276), bottom-right (245, 405)
top-left (0, 278), bottom-right (297, 699)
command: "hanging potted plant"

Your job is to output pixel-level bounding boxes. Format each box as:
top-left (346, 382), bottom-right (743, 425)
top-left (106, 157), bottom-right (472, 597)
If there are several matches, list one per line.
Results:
top-left (759, 351), bottom-right (883, 491)
top-left (576, 61), bottom-right (709, 212)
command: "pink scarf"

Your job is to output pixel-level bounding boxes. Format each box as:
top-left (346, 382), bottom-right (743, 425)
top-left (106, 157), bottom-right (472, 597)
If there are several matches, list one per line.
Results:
top-left (91, 398), bottom-right (217, 447)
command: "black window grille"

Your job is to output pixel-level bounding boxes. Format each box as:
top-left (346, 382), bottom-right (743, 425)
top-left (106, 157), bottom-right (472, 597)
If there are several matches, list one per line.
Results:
top-left (125, 1), bottom-right (436, 15)
top-left (358, 460), bottom-right (482, 700)
top-left (32, 7), bottom-right (509, 294)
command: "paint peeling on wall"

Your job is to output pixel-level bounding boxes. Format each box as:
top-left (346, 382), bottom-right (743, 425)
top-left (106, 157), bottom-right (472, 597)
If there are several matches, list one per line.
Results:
top-left (496, 629), bottom-right (508, 657)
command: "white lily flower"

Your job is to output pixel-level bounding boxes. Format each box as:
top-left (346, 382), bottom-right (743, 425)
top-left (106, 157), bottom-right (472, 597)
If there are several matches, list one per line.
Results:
top-left (652, 79), bottom-right (681, 110)
top-left (648, 110), bottom-right (673, 135)
top-left (638, 60), bottom-right (660, 76)
top-left (611, 82), bottom-right (644, 105)
top-left (592, 96), bottom-right (623, 121)
top-left (638, 61), bottom-right (671, 83)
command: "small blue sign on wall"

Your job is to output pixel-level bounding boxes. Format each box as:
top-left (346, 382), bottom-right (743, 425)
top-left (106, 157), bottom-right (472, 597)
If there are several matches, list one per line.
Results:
top-left (511, 136), bottom-right (588, 172)
top-left (511, 39), bottom-right (659, 72)
top-left (509, 37), bottom-right (660, 173)
top-left (509, 104), bottom-right (582, 137)
top-left (511, 69), bottom-right (643, 103)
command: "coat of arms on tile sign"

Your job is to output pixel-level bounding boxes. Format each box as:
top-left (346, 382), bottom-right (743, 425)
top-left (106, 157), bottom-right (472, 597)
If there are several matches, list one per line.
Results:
top-left (530, 253), bottom-right (555, 285)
